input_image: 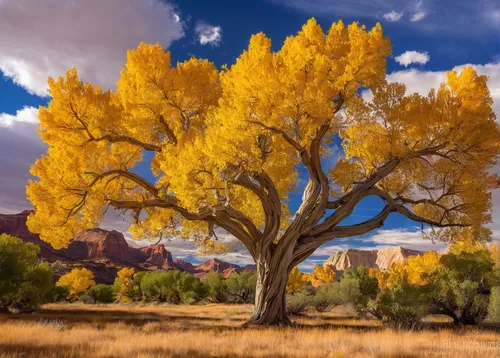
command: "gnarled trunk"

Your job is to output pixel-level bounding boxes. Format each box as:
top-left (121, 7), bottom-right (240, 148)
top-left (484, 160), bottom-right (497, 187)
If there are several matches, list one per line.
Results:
top-left (247, 254), bottom-right (293, 326)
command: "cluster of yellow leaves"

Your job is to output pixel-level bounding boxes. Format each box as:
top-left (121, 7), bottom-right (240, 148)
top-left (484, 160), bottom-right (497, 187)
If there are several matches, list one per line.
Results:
top-left (376, 251), bottom-right (441, 289)
top-left (306, 265), bottom-right (336, 287)
top-left (286, 267), bottom-right (308, 293)
top-left (331, 67), bottom-right (500, 228)
top-left (56, 268), bottom-right (95, 297)
top-left (287, 265), bottom-right (336, 292)
top-left (114, 267), bottom-right (140, 303)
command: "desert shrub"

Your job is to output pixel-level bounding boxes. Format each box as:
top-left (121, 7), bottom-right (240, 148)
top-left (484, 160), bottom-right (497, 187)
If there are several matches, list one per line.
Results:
top-left (141, 270), bottom-right (207, 304)
top-left (430, 243), bottom-right (499, 325)
top-left (0, 234), bottom-right (53, 312)
top-left (341, 266), bottom-right (381, 318)
top-left (202, 273), bottom-right (227, 303)
top-left (225, 272), bottom-right (257, 303)
top-left (286, 288), bottom-right (314, 315)
top-left (46, 285), bottom-right (70, 302)
top-left (86, 284), bottom-right (115, 303)
top-left (312, 282), bottom-right (341, 312)
top-left (377, 280), bottom-right (430, 330)
top-left (56, 268), bottom-right (95, 299)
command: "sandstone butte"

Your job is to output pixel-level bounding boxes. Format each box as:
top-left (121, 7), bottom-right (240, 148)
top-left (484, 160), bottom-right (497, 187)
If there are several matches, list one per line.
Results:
top-left (0, 211), bottom-right (255, 283)
top-left (323, 247), bottom-right (425, 273)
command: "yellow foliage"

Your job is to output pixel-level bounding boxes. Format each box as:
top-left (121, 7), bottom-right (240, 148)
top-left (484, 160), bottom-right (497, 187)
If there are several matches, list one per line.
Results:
top-left (381, 252), bottom-right (441, 289)
top-left (56, 268), bottom-right (95, 297)
top-left (286, 267), bottom-right (308, 293)
top-left (307, 265), bottom-right (336, 287)
top-left (25, 18), bottom-right (499, 264)
top-left (491, 243), bottom-right (499, 266)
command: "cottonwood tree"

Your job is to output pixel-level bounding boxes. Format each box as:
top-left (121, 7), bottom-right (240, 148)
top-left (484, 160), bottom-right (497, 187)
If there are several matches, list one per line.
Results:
top-left (27, 19), bottom-right (500, 325)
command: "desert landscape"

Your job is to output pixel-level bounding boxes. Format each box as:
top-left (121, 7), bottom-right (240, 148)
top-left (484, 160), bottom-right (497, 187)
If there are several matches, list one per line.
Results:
top-left (1, 1), bottom-right (500, 357)
top-left (1, 304), bottom-right (499, 358)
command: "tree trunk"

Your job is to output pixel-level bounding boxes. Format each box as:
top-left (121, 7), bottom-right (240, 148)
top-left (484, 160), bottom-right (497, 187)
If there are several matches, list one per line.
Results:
top-left (247, 255), bottom-right (292, 326)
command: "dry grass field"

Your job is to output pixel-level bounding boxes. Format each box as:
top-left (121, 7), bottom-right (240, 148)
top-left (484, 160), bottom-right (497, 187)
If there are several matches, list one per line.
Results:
top-left (0, 303), bottom-right (499, 358)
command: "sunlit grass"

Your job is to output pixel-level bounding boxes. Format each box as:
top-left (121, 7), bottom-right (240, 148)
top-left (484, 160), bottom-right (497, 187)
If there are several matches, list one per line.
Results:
top-left (0, 303), bottom-right (499, 357)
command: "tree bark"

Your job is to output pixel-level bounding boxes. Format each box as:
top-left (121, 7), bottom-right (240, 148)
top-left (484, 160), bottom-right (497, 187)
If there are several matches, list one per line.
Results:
top-left (247, 254), bottom-right (293, 326)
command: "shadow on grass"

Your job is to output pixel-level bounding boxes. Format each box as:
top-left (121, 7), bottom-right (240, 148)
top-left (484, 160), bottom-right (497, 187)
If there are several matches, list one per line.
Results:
top-left (0, 343), bottom-right (267, 358)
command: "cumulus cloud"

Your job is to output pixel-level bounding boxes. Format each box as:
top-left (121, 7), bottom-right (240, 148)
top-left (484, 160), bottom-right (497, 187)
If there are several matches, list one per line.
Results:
top-left (411, 11), bottom-right (427, 22)
top-left (0, 0), bottom-right (184, 97)
top-left (383, 11), bottom-right (404, 22)
top-left (0, 107), bottom-right (38, 127)
top-left (386, 63), bottom-right (500, 119)
top-left (394, 51), bottom-right (430, 67)
top-left (0, 123), bottom-right (45, 214)
top-left (195, 23), bottom-right (223, 46)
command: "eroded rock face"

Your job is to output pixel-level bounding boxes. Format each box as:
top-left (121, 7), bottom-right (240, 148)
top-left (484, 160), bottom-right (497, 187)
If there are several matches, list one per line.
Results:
top-left (139, 244), bottom-right (175, 269)
top-left (0, 211), bottom-right (256, 283)
top-left (324, 246), bottom-right (425, 271)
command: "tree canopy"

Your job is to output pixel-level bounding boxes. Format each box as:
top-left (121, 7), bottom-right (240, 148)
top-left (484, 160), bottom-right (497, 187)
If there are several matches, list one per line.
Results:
top-left (26, 18), bottom-right (500, 325)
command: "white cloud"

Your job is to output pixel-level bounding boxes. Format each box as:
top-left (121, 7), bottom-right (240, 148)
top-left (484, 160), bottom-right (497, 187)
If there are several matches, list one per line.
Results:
top-left (195, 23), bottom-right (222, 46)
top-left (0, 107), bottom-right (38, 127)
top-left (411, 11), bottom-right (427, 22)
top-left (0, 0), bottom-right (184, 97)
top-left (383, 10), bottom-right (404, 22)
top-left (394, 51), bottom-right (430, 67)
top-left (269, 0), bottom-right (500, 35)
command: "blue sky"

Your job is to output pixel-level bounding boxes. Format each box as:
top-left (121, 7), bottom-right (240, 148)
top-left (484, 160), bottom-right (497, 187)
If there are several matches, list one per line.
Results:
top-left (0, 0), bottom-right (499, 270)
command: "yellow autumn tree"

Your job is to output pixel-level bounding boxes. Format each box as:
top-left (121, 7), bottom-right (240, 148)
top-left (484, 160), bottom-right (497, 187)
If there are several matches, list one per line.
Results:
top-left (307, 265), bottom-right (336, 287)
top-left (113, 267), bottom-right (141, 302)
top-left (382, 251), bottom-right (441, 289)
top-left (56, 268), bottom-right (95, 297)
top-left (27, 18), bottom-right (500, 325)
top-left (286, 267), bottom-right (308, 294)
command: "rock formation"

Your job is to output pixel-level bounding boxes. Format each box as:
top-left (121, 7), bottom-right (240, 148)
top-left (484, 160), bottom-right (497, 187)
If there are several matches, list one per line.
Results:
top-left (0, 211), bottom-right (255, 284)
top-left (324, 246), bottom-right (425, 272)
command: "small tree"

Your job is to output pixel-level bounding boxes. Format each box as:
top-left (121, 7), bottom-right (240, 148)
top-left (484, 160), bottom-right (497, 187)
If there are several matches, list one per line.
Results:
top-left (56, 268), bottom-right (95, 299)
top-left (113, 267), bottom-right (142, 302)
top-left (430, 241), bottom-right (499, 325)
top-left (286, 267), bottom-right (308, 294)
top-left (307, 265), bottom-right (335, 288)
top-left (0, 234), bottom-right (53, 312)
top-left (225, 272), bottom-right (257, 303)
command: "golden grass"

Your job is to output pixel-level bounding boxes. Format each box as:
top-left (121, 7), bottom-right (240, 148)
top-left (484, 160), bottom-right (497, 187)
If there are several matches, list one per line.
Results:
top-left (0, 303), bottom-right (499, 358)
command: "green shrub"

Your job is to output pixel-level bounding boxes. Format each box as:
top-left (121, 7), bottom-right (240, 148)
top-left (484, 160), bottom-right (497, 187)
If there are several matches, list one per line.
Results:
top-left (86, 284), bottom-right (115, 303)
top-left (202, 273), bottom-right (227, 303)
top-left (377, 280), bottom-right (430, 330)
top-left (312, 282), bottom-right (341, 312)
top-left (225, 272), bottom-right (256, 303)
top-left (0, 234), bottom-right (53, 312)
top-left (341, 266), bottom-right (380, 318)
top-left (286, 288), bottom-right (314, 315)
top-left (431, 247), bottom-right (499, 325)
top-left (140, 270), bottom-right (207, 304)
